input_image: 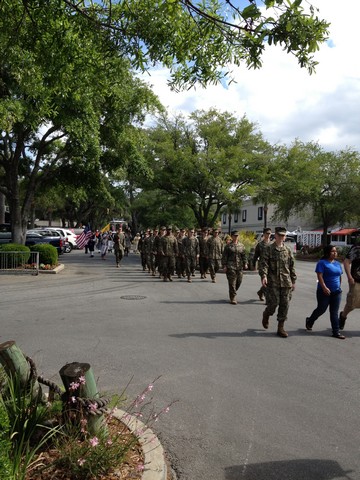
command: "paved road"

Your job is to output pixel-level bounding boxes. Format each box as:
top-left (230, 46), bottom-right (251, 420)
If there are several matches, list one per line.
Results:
top-left (1, 250), bottom-right (359, 480)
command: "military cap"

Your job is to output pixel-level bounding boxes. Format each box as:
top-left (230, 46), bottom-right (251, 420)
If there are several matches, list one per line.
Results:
top-left (263, 227), bottom-right (272, 234)
top-left (231, 230), bottom-right (240, 236)
top-left (275, 226), bottom-right (287, 235)
top-left (160, 226), bottom-right (166, 230)
top-left (166, 225), bottom-right (172, 230)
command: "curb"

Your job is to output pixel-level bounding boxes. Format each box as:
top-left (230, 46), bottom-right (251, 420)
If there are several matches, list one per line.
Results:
top-left (113, 408), bottom-right (167, 480)
top-left (38, 263), bottom-right (64, 274)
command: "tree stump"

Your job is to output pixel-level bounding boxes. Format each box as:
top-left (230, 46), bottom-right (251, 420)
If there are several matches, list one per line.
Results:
top-left (0, 340), bottom-right (42, 399)
top-left (59, 362), bottom-right (105, 435)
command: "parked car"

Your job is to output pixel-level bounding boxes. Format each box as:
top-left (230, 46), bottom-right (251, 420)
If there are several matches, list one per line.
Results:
top-left (35, 227), bottom-right (74, 253)
top-left (25, 230), bottom-right (65, 255)
top-left (0, 223), bottom-right (12, 244)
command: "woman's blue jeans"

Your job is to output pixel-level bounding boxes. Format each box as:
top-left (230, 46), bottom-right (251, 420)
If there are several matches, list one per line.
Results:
top-left (308, 288), bottom-right (342, 334)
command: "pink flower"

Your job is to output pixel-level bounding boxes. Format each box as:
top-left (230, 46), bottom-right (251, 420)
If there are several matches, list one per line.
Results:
top-left (89, 437), bottom-right (99, 447)
top-left (77, 458), bottom-right (86, 466)
top-left (69, 382), bottom-right (80, 391)
top-left (70, 396), bottom-right (77, 404)
top-left (88, 402), bottom-right (98, 413)
top-left (137, 463), bottom-right (145, 472)
top-left (78, 376), bottom-right (86, 385)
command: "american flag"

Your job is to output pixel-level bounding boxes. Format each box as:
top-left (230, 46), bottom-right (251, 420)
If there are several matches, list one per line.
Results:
top-left (76, 226), bottom-right (92, 249)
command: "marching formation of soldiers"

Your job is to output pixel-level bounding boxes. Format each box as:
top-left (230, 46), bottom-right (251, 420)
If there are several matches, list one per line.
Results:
top-left (138, 226), bottom-right (227, 283)
top-left (136, 225), bottom-right (297, 338)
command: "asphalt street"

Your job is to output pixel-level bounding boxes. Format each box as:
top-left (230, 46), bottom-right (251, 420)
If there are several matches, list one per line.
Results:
top-left (1, 250), bottom-right (359, 480)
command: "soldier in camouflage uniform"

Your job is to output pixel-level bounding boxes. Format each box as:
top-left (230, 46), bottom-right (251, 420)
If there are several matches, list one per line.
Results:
top-left (182, 228), bottom-right (199, 283)
top-left (199, 228), bottom-right (210, 279)
top-left (207, 228), bottom-right (224, 283)
top-left (221, 231), bottom-right (248, 304)
top-left (253, 227), bottom-right (272, 300)
top-left (259, 226), bottom-right (296, 338)
top-left (176, 228), bottom-right (187, 278)
top-left (144, 230), bottom-right (156, 276)
top-left (153, 227), bottom-right (165, 277)
top-left (113, 226), bottom-right (126, 268)
top-left (159, 226), bottom-right (179, 281)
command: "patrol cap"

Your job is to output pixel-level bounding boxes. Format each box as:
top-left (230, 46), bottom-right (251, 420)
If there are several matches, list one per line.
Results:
top-left (275, 226), bottom-right (287, 235)
top-left (160, 226), bottom-right (166, 230)
top-left (231, 230), bottom-right (240, 236)
top-left (166, 225), bottom-right (172, 230)
top-left (263, 227), bottom-right (272, 234)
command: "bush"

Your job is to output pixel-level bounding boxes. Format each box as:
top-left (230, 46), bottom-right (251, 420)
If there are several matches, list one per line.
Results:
top-left (29, 244), bottom-right (58, 265)
top-left (238, 231), bottom-right (257, 255)
top-left (0, 244), bottom-right (30, 268)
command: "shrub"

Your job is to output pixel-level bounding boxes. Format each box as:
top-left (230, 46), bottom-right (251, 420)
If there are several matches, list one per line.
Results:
top-left (0, 244), bottom-right (30, 268)
top-left (239, 231), bottom-right (257, 255)
top-left (29, 244), bottom-right (58, 265)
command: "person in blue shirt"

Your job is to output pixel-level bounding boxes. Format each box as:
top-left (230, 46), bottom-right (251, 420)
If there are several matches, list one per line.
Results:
top-left (305, 244), bottom-right (344, 339)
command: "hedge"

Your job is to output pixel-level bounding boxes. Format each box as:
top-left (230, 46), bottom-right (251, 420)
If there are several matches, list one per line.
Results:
top-left (29, 244), bottom-right (58, 265)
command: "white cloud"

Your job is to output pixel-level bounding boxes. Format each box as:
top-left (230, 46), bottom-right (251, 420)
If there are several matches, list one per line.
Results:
top-left (141, 0), bottom-right (360, 151)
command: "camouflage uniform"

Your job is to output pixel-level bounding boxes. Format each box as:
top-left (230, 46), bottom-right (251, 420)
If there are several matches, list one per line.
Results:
top-left (159, 230), bottom-right (179, 281)
top-left (199, 232), bottom-right (209, 278)
top-left (259, 242), bottom-right (296, 324)
top-left (222, 240), bottom-right (247, 303)
top-left (144, 232), bottom-right (156, 275)
top-left (253, 239), bottom-right (272, 299)
top-left (182, 234), bottom-right (199, 282)
top-left (154, 229), bottom-right (166, 277)
top-left (207, 233), bottom-right (224, 282)
top-left (176, 231), bottom-right (186, 278)
top-left (138, 233), bottom-right (148, 271)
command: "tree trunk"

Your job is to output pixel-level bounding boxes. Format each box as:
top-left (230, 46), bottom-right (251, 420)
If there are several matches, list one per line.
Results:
top-left (0, 192), bottom-right (5, 224)
top-left (0, 340), bottom-right (42, 399)
top-left (59, 362), bottom-right (105, 435)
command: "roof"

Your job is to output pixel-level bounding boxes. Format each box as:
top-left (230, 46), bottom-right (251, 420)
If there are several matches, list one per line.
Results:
top-left (331, 228), bottom-right (358, 236)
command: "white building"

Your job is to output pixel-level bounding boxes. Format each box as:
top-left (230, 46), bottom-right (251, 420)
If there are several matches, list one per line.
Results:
top-left (220, 199), bottom-right (318, 236)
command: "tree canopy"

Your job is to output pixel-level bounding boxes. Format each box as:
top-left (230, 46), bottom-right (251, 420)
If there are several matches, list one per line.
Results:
top-left (268, 141), bottom-right (360, 243)
top-left (141, 109), bottom-right (273, 228)
top-left (0, 0), bottom-right (330, 239)
top-left (0, 0), bottom-right (160, 241)
top-left (60, 0), bottom-right (329, 89)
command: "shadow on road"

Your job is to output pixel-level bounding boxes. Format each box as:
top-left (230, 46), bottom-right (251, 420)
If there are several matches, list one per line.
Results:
top-left (225, 459), bottom-right (352, 480)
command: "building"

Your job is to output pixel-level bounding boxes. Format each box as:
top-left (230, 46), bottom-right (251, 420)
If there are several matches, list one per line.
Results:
top-left (220, 199), bottom-right (318, 236)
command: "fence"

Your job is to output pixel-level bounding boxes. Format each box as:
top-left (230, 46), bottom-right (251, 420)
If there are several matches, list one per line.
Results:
top-left (0, 251), bottom-right (39, 275)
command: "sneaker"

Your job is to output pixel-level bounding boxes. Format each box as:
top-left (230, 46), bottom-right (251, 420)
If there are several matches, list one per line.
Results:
top-left (339, 311), bottom-right (346, 330)
top-left (305, 317), bottom-right (313, 331)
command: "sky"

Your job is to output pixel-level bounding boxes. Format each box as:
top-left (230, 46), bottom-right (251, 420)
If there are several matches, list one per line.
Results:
top-left (141, 1), bottom-right (360, 152)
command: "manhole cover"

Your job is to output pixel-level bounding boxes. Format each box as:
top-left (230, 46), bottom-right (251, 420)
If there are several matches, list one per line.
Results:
top-left (120, 295), bottom-right (147, 300)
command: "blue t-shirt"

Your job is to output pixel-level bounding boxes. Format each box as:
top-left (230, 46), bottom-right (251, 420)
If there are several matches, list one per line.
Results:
top-left (315, 259), bottom-right (342, 292)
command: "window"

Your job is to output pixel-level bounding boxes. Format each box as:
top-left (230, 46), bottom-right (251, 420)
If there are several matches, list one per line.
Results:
top-left (222, 213), bottom-right (227, 224)
top-left (234, 213), bottom-right (238, 223)
top-left (242, 210), bottom-right (247, 222)
top-left (258, 207), bottom-right (263, 221)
